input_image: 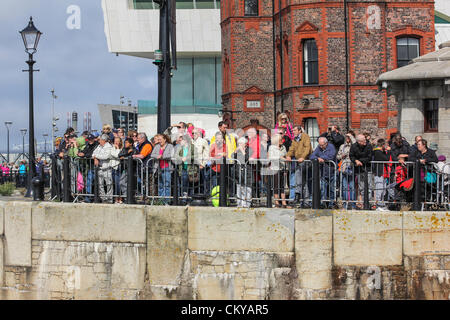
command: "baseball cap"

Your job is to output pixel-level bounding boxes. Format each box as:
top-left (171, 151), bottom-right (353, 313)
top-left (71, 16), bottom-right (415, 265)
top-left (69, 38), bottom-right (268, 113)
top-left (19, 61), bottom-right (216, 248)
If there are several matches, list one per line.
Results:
top-left (87, 134), bottom-right (96, 140)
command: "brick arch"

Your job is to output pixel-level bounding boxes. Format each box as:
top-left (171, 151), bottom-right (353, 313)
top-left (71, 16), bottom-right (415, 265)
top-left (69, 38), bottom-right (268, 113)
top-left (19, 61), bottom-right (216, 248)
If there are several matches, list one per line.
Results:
top-left (389, 26), bottom-right (433, 68)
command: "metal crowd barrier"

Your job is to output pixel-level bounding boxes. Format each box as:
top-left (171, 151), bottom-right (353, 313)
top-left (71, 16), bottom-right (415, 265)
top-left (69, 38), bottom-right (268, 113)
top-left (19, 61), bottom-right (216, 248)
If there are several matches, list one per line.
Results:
top-left (46, 155), bottom-right (450, 211)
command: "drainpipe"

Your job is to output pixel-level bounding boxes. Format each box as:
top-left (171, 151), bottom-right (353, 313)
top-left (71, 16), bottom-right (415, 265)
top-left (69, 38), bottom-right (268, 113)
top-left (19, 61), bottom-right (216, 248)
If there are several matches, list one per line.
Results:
top-left (272, 0), bottom-right (277, 125)
top-left (344, 0), bottom-right (350, 132)
top-left (279, 0), bottom-right (284, 112)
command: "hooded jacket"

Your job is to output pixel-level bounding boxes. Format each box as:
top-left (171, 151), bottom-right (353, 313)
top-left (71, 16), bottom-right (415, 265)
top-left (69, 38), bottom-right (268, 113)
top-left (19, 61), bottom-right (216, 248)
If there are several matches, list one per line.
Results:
top-left (390, 140), bottom-right (411, 161)
top-left (81, 141), bottom-right (99, 159)
top-left (337, 134), bottom-right (356, 173)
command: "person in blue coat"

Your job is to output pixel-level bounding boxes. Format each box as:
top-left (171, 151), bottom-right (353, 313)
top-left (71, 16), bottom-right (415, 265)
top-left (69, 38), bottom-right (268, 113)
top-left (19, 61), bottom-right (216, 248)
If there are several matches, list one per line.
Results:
top-left (309, 137), bottom-right (336, 207)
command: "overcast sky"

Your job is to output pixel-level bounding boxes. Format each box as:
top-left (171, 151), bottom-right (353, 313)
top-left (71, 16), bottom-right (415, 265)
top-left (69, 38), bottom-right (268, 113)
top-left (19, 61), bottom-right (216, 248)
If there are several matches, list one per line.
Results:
top-left (0, 0), bottom-right (158, 152)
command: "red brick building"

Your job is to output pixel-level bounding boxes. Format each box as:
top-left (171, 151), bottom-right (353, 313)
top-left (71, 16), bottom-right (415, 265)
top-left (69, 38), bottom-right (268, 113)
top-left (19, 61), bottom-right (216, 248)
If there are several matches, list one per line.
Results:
top-left (220, 0), bottom-right (435, 140)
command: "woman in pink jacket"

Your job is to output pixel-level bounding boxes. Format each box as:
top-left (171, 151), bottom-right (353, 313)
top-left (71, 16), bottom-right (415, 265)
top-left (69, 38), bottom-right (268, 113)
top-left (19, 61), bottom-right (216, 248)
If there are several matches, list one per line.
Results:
top-left (274, 113), bottom-right (294, 140)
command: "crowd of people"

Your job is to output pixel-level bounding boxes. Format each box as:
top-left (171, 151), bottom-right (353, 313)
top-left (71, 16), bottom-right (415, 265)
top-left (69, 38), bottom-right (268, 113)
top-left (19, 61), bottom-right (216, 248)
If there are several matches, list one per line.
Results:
top-left (2, 113), bottom-right (449, 209)
top-left (0, 158), bottom-right (50, 188)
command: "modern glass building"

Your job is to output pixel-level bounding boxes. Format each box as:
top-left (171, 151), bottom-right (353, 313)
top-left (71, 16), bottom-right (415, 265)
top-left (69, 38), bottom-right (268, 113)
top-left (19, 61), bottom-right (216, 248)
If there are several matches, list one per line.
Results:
top-left (435, 0), bottom-right (450, 49)
top-left (101, 0), bottom-right (222, 138)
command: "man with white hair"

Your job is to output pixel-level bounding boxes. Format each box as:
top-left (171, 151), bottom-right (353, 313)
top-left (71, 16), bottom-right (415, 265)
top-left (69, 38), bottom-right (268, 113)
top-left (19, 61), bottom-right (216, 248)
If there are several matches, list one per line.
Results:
top-left (192, 128), bottom-right (210, 194)
top-left (132, 132), bottom-right (153, 163)
top-left (92, 134), bottom-right (113, 202)
top-left (349, 134), bottom-right (373, 208)
top-left (309, 137), bottom-right (337, 207)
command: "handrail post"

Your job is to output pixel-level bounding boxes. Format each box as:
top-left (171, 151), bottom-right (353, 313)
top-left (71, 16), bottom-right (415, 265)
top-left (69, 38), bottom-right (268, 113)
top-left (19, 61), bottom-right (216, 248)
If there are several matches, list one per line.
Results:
top-left (413, 160), bottom-right (421, 211)
top-left (63, 156), bottom-right (71, 202)
top-left (363, 168), bottom-right (370, 210)
top-left (173, 165), bottom-right (179, 206)
top-left (50, 155), bottom-right (58, 199)
top-left (267, 165), bottom-right (273, 208)
top-left (94, 166), bottom-right (100, 203)
top-left (312, 159), bottom-right (320, 209)
top-left (126, 157), bottom-right (136, 204)
top-left (219, 156), bottom-right (227, 207)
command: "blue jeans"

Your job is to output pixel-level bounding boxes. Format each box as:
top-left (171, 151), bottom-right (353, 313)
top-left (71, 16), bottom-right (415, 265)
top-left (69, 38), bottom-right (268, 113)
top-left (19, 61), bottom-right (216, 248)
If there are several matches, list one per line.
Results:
top-left (289, 170), bottom-right (296, 201)
top-left (320, 173), bottom-right (335, 207)
top-left (203, 167), bottom-right (211, 195)
top-left (85, 169), bottom-right (94, 202)
top-left (341, 172), bottom-right (356, 208)
top-left (112, 169), bottom-right (121, 196)
top-left (291, 162), bottom-right (311, 205)
top-left (158, 168), bottom-right (171, 204)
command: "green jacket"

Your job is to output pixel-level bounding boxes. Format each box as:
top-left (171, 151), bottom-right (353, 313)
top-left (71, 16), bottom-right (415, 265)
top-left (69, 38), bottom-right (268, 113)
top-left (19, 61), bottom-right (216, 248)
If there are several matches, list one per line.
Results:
top-left (68, 137), bottom-right (86, 158)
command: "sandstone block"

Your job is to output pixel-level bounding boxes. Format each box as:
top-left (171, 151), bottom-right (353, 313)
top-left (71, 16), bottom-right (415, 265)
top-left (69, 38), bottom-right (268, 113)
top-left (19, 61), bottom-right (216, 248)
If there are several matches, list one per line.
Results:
top-left (4, 201), bottom-right (32, 267)
top-left (146, 206), bottom-right (187, 287)
top-left (0, 240), bottom-right (3, 286)
top-left (188, 207), bottom-right (294, 252)
top-left (32, 202), bottom-right (146, 243)
top-left (111, 244), bottom-right (146, 290)
top-left (334, 211), bottom-right (402, 266)
top-left (295, 211), bottom-right (332, 290)
top-left (195, 273), bottom-right (245, 300)
top-left (0, 201), bottom-right (4, 235)
top-left (403, 211), bottom-right (450, 256)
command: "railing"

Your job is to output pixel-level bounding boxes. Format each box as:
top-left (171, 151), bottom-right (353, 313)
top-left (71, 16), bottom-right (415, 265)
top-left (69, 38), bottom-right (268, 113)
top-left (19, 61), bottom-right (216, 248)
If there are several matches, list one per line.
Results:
top-left (44, 156), bottom-right (450, 211)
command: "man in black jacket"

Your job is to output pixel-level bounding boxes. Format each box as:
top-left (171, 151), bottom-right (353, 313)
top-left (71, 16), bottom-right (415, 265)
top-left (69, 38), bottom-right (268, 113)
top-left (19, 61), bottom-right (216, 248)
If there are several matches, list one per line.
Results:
top-left (373, 139), bottom-right (390, 210)
top-left (319, 125), bottom-right (344, 153)
top-left (390, 133), bottom-right (411, 165)
top-left (77, 134), bottom-right (99, 202)
top-left (349, 134), bottom-right (373, 208)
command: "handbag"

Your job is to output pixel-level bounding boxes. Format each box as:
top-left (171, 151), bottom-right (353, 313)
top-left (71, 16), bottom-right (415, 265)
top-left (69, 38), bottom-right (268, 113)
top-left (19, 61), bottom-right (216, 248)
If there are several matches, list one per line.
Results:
top-left (425, 172), bottom-right (437, 184)
top-left (76, 171), bottom-right (85, 192)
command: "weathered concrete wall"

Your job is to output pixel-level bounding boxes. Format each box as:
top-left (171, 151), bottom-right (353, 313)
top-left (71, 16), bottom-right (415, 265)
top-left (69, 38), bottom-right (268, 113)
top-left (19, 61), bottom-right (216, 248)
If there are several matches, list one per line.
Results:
top-left (0, 201), bottom-right (448, 300)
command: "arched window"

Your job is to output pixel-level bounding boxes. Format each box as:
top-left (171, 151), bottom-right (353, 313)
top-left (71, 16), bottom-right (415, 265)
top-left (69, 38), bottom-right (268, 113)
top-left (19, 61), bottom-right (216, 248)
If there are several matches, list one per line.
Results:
top-left (397, 37), bottom-right (420, 68)
top-left (303, 39), bottom-right (318, 85)
top-left (244, 0), bottom-right (258, 16)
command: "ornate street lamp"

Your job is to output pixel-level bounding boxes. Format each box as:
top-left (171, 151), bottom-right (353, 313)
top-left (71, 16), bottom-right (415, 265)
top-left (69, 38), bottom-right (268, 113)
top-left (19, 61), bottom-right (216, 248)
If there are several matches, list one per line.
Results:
top-left (4, 121), bottom-right (12, 163)
top-left (20, 129), bottom-right (27, 160)
top-left (20, 16), bottom-right (42, 197)
top-left (43, 133), bottom-right (48, 160)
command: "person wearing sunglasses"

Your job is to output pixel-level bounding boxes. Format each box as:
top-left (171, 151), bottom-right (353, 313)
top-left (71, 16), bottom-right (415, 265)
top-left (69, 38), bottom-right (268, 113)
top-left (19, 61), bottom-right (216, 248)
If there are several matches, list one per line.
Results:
top-left (275, 113), bottom-right (294, 140)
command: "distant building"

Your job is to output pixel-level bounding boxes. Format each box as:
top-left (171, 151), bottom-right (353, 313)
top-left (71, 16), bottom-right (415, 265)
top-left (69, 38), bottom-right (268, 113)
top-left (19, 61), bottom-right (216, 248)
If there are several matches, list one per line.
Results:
top-left (97, 103), bottom-right (138, 132)
top-left (101, 0), bottom-right (222, 139)
top-left (435, 0), bottom-right (450, 49)
top-left (221, 0), bottom-right (436, 140)
top-left (378, 41), bottom-right (450, 157)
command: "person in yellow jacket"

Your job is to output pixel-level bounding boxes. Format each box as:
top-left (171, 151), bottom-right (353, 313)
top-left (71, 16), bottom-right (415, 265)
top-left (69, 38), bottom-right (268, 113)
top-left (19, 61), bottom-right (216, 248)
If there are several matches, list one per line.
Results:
top-left (285, 125), bottom-right (312, 206)
top-left (210, 121), bottom-right (236, 159)
top-left (209, 121), bottom-right (236, 198)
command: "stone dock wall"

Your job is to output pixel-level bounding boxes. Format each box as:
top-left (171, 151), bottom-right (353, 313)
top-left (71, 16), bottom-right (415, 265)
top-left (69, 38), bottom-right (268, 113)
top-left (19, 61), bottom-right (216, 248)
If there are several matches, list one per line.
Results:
top-left (0, 201), bottom-right (448, 300)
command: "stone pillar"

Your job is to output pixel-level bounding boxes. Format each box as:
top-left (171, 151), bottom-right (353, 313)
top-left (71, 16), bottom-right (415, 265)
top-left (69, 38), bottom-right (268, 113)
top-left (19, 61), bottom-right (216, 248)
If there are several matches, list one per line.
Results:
top-left (294, 211), bottom-right (333, 298)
